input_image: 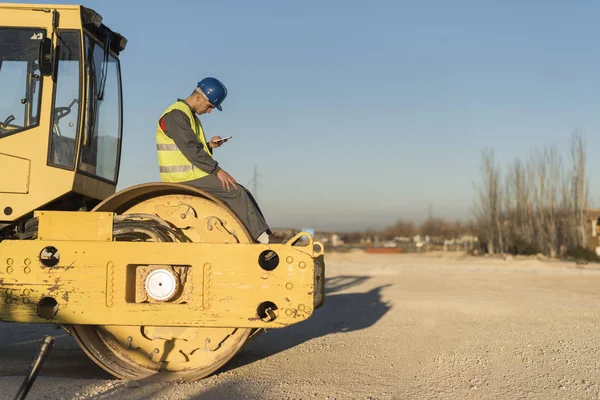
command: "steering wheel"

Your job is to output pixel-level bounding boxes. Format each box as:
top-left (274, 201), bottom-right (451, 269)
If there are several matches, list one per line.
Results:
top-left (54, 99), bottom-right (78, 122)
top-left (0, 115), bottom-right (15, 135)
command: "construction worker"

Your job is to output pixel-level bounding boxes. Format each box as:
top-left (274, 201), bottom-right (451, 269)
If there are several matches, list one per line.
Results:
top-left (156, 77), bottom-right (285, 244)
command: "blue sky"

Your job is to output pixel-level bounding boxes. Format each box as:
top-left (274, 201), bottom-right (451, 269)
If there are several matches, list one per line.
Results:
top-left (14, 0), bottom-right (600, 231)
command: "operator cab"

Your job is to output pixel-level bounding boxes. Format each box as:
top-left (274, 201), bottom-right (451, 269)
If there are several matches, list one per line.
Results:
top-left (0, 4), bottom-right (127, 237)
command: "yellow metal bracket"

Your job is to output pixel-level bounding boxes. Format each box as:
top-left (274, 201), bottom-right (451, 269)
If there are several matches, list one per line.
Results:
top-left (0, 212), bottom-right (325, 329)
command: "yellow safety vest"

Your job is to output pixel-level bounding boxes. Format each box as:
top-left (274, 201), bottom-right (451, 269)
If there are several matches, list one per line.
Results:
top-left (156, 101), bottom-right (212, 182)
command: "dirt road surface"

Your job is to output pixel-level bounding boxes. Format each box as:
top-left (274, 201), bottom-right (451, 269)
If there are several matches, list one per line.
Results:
top-left (2, 251), bottom-right (600, 399)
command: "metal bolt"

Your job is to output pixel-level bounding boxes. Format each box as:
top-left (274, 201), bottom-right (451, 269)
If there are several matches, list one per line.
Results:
top-left (23, 298), bottom-right (29, 304)
top-left (286, 256), bottom-right (294, 264)
top-left (6, 258), bottom-right (13, 266)
top-left (298, 304), bottom-right (306, 312)
top-left (286, 282), bottom-right (294, 290)
top-left (285, 309), bottom-right (294, 316)
top-left (23, 289), bottom-right (30, 296)
top-left (24, 266), bottom-right (31, 274)
top-left (24, 258), bottom-right (31, 266)
top-left (6, 266), bottom-right (13, 274)
top-left (180, 213), bottom-right (187, 219)
top-left (265, 307), bottom-right (277, 321)
top-left (5, 289), bottom-right (12, 296)
top-left (299, 261), bottom-right (306, 269)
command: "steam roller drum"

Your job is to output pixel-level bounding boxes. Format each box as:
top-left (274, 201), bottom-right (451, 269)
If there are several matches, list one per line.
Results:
top-left (69, 183), bottom-right (257, 381)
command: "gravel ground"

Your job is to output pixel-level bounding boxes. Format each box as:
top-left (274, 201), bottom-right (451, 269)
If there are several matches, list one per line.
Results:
top-left (2, 251), bottom-right (600, 399)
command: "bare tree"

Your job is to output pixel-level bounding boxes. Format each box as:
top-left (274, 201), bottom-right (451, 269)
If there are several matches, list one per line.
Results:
top-left (504, 157), bottom-right (535, 252)
top-left (528, 146), bottom-right (562, 256)
top-left (473, 149), bottom-right (504, 254)
top-left (570, 130), bottom-right (589, 248)
top-left (474, 130), bottom-right (590, 257)
top-left (381, 219), bottom-right (417, 239)
top-left (513, 158), bottom-right (531, 237)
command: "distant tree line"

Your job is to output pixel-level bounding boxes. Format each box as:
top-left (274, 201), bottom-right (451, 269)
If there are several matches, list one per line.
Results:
top-left (333, 131), bottom-right (591, 258)
top-left (380, 218), bottom-right (476, 240)
top-left (472, 130), bottom-right (589, 257)
top-left (337, 218), bottom-right (475, 244)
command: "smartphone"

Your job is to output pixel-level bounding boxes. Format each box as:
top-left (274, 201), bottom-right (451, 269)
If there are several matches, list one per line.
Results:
top-left (212, 136), bottom-right (232, 144)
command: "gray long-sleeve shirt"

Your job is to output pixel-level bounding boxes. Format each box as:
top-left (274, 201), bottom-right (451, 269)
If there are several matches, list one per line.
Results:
top-left (160, 99), bottom-right (220, 175)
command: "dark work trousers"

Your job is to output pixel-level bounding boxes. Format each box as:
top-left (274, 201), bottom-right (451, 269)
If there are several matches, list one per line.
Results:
top-left (182, 174), bottom-right (269, 240)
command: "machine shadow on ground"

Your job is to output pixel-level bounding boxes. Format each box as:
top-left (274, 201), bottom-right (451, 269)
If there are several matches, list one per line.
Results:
top-left (221, 275), bottom-right (392, 372)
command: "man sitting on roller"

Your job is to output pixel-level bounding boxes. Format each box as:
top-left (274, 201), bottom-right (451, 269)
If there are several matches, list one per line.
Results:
top-left (155, 77), bottom-right (284, 244)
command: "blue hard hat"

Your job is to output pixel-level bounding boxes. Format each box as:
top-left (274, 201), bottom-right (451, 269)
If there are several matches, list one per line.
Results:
top-left (197, 77), bottom-right (227, 111)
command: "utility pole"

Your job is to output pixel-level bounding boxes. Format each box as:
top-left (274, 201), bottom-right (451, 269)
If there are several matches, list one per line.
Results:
top-left (249, 165), bottom-right (262, 200)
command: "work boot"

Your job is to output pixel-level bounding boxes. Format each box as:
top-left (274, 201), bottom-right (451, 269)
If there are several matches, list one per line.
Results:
top-left (263, 233), bottom-right (296, 263)
top-left (268, 233), bottom-right (288, 244)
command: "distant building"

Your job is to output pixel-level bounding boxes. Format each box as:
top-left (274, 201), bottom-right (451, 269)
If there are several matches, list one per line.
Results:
top-left (584, 209), bottom-right (600, 255)
top-left (331, 234), bottom-right (344, 247)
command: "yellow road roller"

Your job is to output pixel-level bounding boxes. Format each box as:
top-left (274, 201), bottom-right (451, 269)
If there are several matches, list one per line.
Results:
top-left (0, 3), bottom-right (325, 381)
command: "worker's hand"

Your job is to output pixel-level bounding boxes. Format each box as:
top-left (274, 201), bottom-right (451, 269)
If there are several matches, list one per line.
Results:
top-left (209, 136), bottom-right (228, 148)
top-left (216, 169), bottom-right (238, 192)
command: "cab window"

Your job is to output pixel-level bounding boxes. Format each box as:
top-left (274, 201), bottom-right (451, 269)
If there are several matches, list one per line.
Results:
top-left (0, 28), bottom-right (44, 138)
top-left (48, 31), bottom-right (82, 168)
top-left (79, 34), bottom-right (122, 182)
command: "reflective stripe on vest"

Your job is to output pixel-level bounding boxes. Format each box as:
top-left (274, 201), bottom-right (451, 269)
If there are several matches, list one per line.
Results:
top-left (156, 101), bottom-right (212, 183)
top-left (156, 143), bottom-right (180, 151)
top-left (159, 165), bottom-right (194, 173)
